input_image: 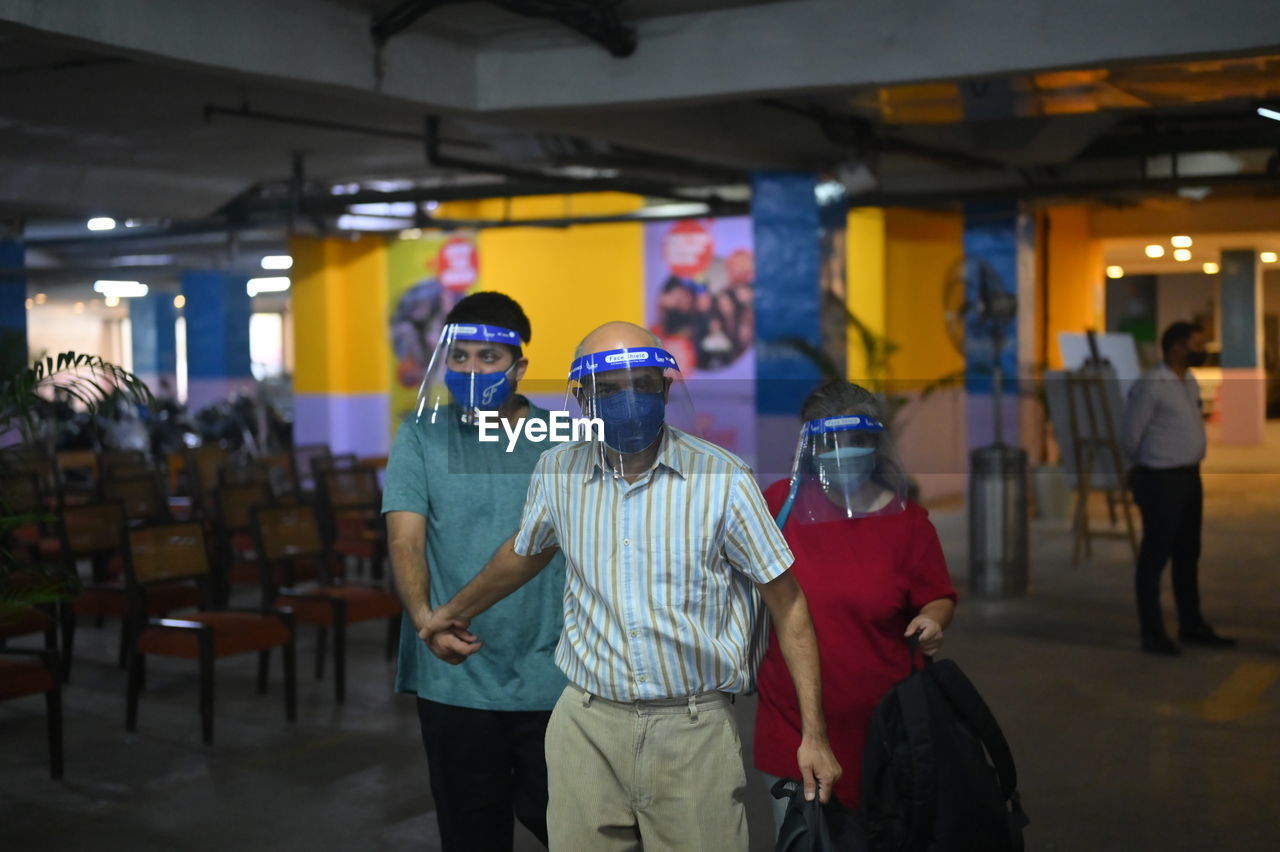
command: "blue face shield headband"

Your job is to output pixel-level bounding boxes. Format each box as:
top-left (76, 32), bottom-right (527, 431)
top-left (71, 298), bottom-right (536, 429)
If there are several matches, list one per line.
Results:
top-left (775, 414), bottom-right (886, 529)
top-left (569, 347), bottom-right (677, 454)
top-left (442, 323), bottom-right (523, 415)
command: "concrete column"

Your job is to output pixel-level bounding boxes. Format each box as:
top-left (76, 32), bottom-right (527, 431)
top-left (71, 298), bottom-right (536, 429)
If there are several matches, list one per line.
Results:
top-left (181, 270), bottom-right (254, 412)
top-left (290, 235), bottom-right (390, 457)
top-left (129, 292), bottom-right (178, 399)
top-left (0, 233), bottom-right (26, 377)
top-left (752, 171), bottom-right (821, 480)
top-left (962, 202), bottom-right (1037, 450)
top-left (1217, 249), bottom-right (1264, 445)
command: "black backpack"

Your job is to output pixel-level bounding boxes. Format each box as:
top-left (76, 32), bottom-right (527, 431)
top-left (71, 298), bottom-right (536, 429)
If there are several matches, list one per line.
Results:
top-left (772, 777), bottom-right (868, 852)
top-left (859, 642), bottom-right (1029, 852)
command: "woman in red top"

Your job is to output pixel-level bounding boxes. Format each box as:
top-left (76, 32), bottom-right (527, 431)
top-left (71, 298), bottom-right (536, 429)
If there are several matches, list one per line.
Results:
top-left (754, 381), bottom-right (957, 827)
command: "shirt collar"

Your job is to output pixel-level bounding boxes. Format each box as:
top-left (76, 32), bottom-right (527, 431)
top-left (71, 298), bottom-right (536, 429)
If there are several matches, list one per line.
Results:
top-left (582, 426), bottom-right (689, 483)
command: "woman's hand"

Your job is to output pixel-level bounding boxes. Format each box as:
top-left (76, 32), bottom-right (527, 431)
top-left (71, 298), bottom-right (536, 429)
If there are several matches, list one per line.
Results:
top-left (904, 614), bottom-right (944, 655)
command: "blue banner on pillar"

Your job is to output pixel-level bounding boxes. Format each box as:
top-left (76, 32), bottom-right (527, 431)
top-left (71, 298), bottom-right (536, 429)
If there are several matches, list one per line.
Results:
top-left (182, 271), bottom-right (252, 380)
top-left (130, 293), bottom-right (178, 378)
top-left (753, 172), bottom-right (822, 416)
top-left (1219, 249), bottom-right (1259, 370)
top-left (962, 202), bottom-right (1024, 395)
top-left (0, 238), bottom-right (26, 375)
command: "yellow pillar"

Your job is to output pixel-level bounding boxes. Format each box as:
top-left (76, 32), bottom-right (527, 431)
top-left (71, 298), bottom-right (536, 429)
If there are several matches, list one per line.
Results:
top-left (290, 234), bottom-right (390, 454)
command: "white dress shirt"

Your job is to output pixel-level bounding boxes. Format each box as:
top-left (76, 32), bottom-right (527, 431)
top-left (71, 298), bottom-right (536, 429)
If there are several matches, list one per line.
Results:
top-left (1121, 363), bottom-right (1206, 469)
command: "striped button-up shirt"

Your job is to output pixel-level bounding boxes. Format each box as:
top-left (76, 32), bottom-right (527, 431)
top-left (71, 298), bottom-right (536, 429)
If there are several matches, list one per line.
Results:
top-left (1122, 363), bottom-right (1206, 469)
top-left (513, 426), bottom-right (793, 702)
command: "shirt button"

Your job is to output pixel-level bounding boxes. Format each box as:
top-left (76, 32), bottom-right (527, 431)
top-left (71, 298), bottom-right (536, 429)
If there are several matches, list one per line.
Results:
top-left (622, 538), bottom-right (630, 546)
top-left (638, 676), bottom-right (647, 683)
top-left (630, 630), bottom-right (639, 638)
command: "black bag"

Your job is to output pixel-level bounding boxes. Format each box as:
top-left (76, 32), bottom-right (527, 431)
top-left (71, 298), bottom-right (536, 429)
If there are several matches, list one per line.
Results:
top-left (859, 640), bottom-right (1029, 852)
top-left (773, 777), bottom-right (869, 852)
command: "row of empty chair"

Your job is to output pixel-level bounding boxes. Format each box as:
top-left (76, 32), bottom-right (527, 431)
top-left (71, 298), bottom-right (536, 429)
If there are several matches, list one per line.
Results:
top-left (0, 442), bottom-right (400, 776)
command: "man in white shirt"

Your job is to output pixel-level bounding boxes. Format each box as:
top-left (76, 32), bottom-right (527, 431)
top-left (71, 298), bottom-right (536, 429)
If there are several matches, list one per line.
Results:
top-left (1122, 321), bottom-right (1236, 656)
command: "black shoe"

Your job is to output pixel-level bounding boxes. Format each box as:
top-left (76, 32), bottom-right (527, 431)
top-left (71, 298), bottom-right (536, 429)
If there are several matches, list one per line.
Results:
top-left (1141, 634), bottom-right (1182, 656)
top-left (1178, 624), bottom-right (1238, 648)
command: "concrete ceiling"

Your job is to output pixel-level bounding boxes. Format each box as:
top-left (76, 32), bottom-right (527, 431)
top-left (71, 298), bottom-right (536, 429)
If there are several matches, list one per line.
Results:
top-left (3, 0), bottom-right (1280, 275)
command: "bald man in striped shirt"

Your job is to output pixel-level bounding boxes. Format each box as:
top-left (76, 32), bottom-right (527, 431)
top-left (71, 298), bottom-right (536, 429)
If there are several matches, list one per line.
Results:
top-left (420, 321), bottom-right (838, 850)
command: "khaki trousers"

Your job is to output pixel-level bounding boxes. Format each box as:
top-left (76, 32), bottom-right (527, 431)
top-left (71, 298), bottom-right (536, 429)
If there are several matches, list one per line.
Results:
top-left (546, 685), bottom-right (749, 851)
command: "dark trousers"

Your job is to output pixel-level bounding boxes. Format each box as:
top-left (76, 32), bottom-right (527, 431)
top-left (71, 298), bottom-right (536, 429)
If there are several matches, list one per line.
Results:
top-left (416, 698), bottom-right (552, 852)
top-left (1130, 465), bottom-right (1205, 638)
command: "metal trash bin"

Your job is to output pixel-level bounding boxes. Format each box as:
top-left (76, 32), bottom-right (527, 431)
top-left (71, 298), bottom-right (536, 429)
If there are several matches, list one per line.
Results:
top-left (968, 444), bottom-right (1029, 596)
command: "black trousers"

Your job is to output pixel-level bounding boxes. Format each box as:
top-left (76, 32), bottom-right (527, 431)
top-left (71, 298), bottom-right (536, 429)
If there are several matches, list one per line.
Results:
top-left (1130, 465), bottom-right (1205, 638)
top-left (416, 698), bottom-right (552, 852)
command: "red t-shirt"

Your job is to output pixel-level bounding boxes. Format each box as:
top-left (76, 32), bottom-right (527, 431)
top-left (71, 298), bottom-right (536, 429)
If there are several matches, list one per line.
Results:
top-left (753, 478), bottom-right (958, 807)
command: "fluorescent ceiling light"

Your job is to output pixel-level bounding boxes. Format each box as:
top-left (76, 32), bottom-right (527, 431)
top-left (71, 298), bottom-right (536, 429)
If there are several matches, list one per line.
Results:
top-left (261, 255), bottom-right (293, 270)
top-left (1173, 249), bottom-right (1192, 262)
top-left (348, 201), bottom-right (418, 218)
top-left (93, 280), bottom-right (148, 298)
top-left (110, 254), bottom-right (175, 267)
top-left (1105, 265), bottom-right (1124, 279)
top-left (1170, 236), bottom-right (1192, 248)
top-left (1144, 244), bottom-right (1165, 258)
top-left (1258, 107), bottom-right (1280, 122)
top-left (247, 277), bottom-right (291, 297)
top-left (87, 217), bottom-right (116, 231)
top-left (335, 214), bottom-right (414, 232)
top-left (638, 203), bottom-right (711, 218)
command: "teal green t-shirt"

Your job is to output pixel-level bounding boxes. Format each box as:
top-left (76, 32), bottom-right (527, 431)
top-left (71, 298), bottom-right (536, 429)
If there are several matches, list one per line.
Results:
top-left (382, 400), bottom-right (567, 711)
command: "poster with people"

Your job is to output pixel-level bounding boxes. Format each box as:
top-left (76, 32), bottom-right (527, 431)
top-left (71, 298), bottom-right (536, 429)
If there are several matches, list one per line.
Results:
top-left (386, 232), bottom-right (480, 426)
top-left (644, 217), bottom-right (756, 466)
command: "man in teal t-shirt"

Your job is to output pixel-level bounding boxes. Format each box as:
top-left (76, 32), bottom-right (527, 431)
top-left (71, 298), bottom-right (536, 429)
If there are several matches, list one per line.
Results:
top-left (383, 292), bottom-right (566, 851)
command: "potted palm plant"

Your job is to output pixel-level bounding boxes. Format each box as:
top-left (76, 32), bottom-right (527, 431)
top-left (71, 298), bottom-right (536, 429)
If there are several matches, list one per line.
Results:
top-left (1, 352), bottom-right (152, 622)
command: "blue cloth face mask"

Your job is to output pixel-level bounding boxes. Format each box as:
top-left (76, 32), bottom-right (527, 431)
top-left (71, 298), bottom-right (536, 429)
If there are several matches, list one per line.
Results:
top-left (817, 445), bottom-right (876, 493)
top-left (595, 390), bottom-right (665, 454)
top-left (445, 365), bottom-right (515, 413)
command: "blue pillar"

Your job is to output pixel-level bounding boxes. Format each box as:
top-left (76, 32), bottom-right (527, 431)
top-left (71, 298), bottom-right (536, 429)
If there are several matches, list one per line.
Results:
top-left (181, 270), bottom-right (253, 412)
top-left (753, 171), bottom-right (822, 479)
top-left (963, 202), bottom-right (1035, 449)
top-left (130, 293), bottom-right (178, 399)
top-left (0, 237), bottom-right (26, 377)
top-left (1217, 249), bottom-right (1264, 445)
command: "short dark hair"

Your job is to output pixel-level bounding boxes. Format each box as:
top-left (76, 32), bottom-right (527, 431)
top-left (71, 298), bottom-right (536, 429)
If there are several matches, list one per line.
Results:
top-left (1161, 321), bottom-right (1199, 356)
top-left (444, 292), bottom-right (532, 351)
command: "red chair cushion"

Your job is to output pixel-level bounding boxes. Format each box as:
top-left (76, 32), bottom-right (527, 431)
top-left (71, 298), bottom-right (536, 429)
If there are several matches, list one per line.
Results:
top-left (0, 606), bottom-right (52, 641)
top-left (135, 612), bottom-right (291, 658)
top-left (72, 582), bottom-right (203, 618)
top-left (0, 657), bottom-right (55, 700)
top-left (276, 586), bottom-right (402, 625)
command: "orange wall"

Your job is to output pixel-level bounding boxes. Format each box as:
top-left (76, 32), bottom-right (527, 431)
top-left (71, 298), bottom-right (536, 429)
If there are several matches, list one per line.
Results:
top-left (1045, 205), bottom-right (1104, 368)
top-left (883, 208), bottom-right (966, 387)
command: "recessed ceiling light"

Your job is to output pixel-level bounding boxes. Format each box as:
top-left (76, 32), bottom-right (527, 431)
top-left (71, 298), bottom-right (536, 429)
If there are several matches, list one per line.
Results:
top-left (1203, 262), bottom-right (1220, 274)
top-left (24, 298), bottom-right (33, 310)
top-left (1261, 252), bottom-right (1278, 264)
top-left (104, 294), bottom-right (120, 308)
top-left (261, 255), bottom-right (293, 270)
top-left (1174, 249), bottom-right (1192, 262)
top-left (1106, 265), bottom-right (1125, 279)
top-left (1145, 245), bottom-right (1165, 258)
top-left (93, 280), bottom-right (148, 298)
top-left (247, 277), bottom-right (291, 297)
top-left (173, 294), bottom-right (186, 309)
top-left (73, 302), bottom-right (85, 314)
top-left (1171, 236), bottom-right (1193, 248)
top-left (87, 217), bottom-right (116, 231)
top-left (34, 292), bottom-right (47, 305)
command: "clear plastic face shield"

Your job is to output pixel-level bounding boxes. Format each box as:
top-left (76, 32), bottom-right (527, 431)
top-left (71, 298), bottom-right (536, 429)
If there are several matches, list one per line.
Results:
top-left (413, 322), bottom-right (525, 425)
top-left (565, 346), bottom-right (695, 478)
top-left (775, 413), bottom-right (909, 526)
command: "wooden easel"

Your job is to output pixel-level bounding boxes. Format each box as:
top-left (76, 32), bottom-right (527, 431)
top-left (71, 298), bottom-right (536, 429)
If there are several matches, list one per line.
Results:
top-left (1065, 331), bottom-right (1139, 564)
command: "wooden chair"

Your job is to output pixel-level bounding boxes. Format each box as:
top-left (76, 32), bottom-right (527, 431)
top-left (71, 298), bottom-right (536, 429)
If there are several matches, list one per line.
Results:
top-left (0, 649), bottom-right (62, 778)
top-left (184, 446), bottom-right (229, 521)
top-left (318, 466), bottom-right (387, 580)
top-left (290, 444), bottom-right (331, 493)
top-left (1, 471), bottom-right (60, 562)
top-left (251, 503), bottom-right (400, 702)
top-left (123, 521), bottom-right (296, 744)
top-left (55, 449), bottom-right (99, 502)
top-left (62, 500), bottom-right (202, 678)
top-left (104, 473), bottom-right (170, 525)
top-left (212, 481), bottom-right (314, 603)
